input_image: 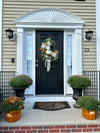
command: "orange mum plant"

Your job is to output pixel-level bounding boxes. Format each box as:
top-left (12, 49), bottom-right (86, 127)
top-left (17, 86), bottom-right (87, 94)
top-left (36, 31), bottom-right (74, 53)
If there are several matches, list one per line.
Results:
top-left (0, 96), bottom-right (23, 112)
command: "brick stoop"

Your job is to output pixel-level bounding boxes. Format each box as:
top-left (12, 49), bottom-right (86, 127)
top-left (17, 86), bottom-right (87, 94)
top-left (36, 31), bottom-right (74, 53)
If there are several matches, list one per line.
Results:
top-left (0, 125), bottom-right (100, 133)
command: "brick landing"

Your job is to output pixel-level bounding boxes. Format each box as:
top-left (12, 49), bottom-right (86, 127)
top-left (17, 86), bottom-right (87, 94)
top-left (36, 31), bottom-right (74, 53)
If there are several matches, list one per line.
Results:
top-left (0, 125), bottom-right (100, 133)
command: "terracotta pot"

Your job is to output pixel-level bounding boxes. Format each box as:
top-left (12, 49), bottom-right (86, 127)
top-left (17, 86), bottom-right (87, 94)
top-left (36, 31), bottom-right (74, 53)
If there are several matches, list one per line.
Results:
top-left (5, 109), bottom-right (21, 122)
top-left (82, 108), bottom-right (97, 120)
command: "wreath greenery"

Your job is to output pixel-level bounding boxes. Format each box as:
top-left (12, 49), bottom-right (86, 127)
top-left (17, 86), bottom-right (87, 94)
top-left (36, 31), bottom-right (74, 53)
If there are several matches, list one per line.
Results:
top-left (40, 38), bottom-right (59, 62)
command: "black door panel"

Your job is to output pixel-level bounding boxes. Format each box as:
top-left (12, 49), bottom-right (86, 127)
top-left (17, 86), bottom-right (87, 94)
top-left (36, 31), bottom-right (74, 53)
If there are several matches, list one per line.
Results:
top-left (36, 31), bottom-right (63, 94)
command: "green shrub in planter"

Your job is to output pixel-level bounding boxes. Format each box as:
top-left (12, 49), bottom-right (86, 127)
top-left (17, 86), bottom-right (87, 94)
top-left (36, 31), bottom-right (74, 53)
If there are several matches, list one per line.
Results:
top-left (9, 74), bottom-right (33, 88)
top-left (77, 96), bottom-right (100, 111)
top-left (67, 75), bottom-right (91, 89)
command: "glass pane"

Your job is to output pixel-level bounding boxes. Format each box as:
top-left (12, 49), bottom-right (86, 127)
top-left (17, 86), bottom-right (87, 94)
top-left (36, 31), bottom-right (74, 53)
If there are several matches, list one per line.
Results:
top-left (67, 45), bottom-right (72, 55)
top-left (67, 66), bottom-right (72, 74)
top-left (67, 56), bottom-right (72, 66)
top-left (27, 59), bottom-right (32, 77)
top-left (67, 35), bottom-right (72, 45)
top-left (67, 35), bottom-right (72, 79)
top-left (27, 34), bottom-right (32, 77)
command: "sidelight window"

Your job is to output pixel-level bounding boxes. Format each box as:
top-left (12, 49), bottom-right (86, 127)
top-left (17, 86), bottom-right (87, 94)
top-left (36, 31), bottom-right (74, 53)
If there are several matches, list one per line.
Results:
top-left (67, 35), bottom-right (72, 80)
top-left (26, 34), bottom-right (32, 77)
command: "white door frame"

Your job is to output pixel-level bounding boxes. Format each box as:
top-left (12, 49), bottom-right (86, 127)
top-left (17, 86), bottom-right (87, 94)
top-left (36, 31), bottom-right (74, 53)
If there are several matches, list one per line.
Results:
top-left (17, 28), bottom-right (82, 96)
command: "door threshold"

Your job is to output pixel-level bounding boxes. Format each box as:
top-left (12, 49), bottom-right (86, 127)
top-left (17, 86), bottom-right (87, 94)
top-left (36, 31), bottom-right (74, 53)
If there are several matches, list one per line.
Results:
top-left (35, 94), bottom-right (68, 97)
top-left (24, 95), bottom-right (74, 103)
top-left (25, 94), bottom-right (72, 97)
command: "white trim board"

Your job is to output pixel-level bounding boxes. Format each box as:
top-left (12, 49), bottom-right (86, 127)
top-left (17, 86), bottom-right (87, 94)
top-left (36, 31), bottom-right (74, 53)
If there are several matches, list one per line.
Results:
top-left (0, 0), bottom-right (2, 71)
top-left (96, 0), bottom-right (100, 71)
top-left (96, 0), bottom-right (100, 100)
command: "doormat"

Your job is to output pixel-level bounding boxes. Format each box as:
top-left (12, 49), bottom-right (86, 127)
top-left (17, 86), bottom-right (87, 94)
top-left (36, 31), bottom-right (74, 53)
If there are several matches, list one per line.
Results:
top-left (33, 101), bottom-right (71, 111)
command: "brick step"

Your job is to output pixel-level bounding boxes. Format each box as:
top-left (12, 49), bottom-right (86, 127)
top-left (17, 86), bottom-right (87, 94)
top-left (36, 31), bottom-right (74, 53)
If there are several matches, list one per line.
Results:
top-left (0, 124), bottom-right (100, 133)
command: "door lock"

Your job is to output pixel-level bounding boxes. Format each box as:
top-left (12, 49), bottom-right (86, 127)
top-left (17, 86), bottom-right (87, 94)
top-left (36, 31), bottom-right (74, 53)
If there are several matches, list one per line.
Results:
top-left (36, 64), bottom-right (38, 67)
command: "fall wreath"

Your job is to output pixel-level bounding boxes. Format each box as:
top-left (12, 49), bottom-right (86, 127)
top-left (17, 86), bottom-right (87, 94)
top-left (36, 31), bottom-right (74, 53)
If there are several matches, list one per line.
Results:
top-left (40, 38), bottom-right (59, 71)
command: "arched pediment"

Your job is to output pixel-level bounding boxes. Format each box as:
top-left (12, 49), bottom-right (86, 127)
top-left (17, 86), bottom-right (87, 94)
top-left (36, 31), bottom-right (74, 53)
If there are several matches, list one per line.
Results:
top-left (15, 8), bottom-right (84, 26)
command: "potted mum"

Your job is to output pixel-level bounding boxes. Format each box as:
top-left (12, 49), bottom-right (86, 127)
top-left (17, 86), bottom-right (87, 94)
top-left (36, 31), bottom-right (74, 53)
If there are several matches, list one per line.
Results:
top-left (77, 96), bottom-right (100, 120)
top-left (9, 74), bottom-right (33, 100)
top-left (0, 96), bottom-right (23, 122)
top-left (67, 75), bottom-right (91, 108)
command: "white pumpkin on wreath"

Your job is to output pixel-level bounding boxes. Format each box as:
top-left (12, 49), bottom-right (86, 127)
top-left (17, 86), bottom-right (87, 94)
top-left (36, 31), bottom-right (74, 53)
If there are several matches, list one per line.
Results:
top-left (40, 38), bottom-right (59, 72)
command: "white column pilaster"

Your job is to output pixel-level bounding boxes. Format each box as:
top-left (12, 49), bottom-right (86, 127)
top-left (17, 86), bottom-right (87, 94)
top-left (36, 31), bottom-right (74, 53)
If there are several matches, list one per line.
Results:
top-left (17, 28), bottom-right (24, 74)
top-left (72, 29), bottom-right (82, 75)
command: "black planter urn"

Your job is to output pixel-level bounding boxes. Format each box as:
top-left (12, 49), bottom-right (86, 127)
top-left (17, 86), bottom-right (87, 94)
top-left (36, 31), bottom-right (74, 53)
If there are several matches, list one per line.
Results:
top-left (13, 87), bottom-right (26, 100)
top-left (72, 88), bottom-right (82, 108)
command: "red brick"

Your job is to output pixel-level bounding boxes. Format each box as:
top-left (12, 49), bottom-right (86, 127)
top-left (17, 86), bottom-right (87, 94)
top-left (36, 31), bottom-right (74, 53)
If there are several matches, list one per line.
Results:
top-left (27, 130), bottom-right (37, 133)
top-left (44, 126), bottom-right (54, 129)
top-left (55, 126), bottom-right (65, 129)
top-left (88, 125), bottom-right (98, 128)
top-left (49, 129), bottom-right (59, 133)
top-left (83, 128), bottom-right (92, 132)
top-left (15, 130), bottom-right (25, 133)
top-left (3, 131), bottom-right (14, 133)
top-left (66, 125), bottom-right (76, 128)
top-left (27, 131), bottom-right (33, 133)
top-left (94, 128), bottom-right (100, 131)
top-left (9, 127), bottom-right (20, 130)
top-left (38, 130), bottom-right (48, 133)
top-left (32, 126), bottom-right (42, 129)
top-left (0, 127), bottom-right (8, 130)
top-left (77, 125), bottom-right (87, 128)
top-left (61, 129), bottom-right (71, 132)
top-left (72, 129), bottom-right (82, 132)
top-left (21, 126), bottom-right (31, 130)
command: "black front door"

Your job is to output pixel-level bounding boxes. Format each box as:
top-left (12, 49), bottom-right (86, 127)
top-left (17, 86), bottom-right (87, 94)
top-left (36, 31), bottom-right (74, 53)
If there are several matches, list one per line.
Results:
top-left (36, 31), bottom-right (63, 94)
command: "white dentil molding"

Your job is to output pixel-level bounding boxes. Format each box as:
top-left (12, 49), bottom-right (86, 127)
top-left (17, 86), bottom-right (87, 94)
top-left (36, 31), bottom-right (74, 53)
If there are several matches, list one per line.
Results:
top-left (0, 0), bottom-right (3, 71)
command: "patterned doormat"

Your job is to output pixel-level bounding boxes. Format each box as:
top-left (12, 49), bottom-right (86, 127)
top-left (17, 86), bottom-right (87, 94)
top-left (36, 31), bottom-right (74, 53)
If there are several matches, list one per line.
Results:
top-left (33, 101), bottom-right (71, 111)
